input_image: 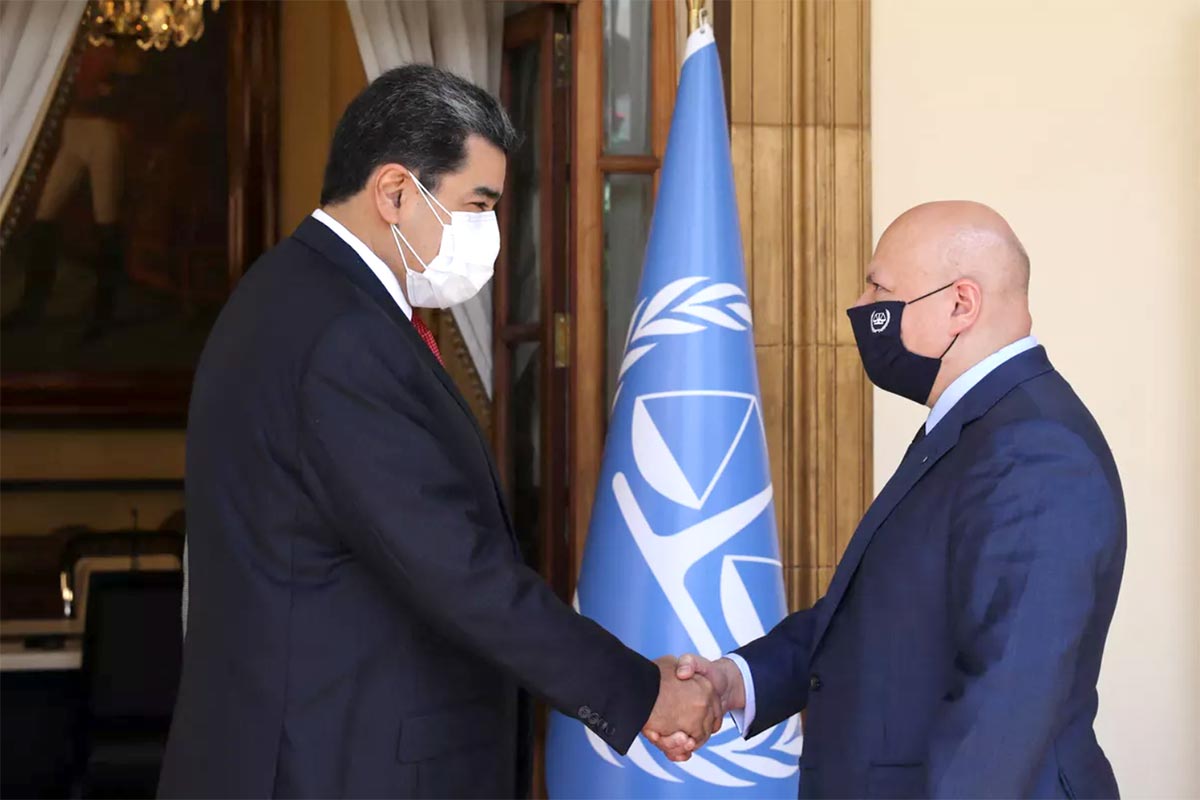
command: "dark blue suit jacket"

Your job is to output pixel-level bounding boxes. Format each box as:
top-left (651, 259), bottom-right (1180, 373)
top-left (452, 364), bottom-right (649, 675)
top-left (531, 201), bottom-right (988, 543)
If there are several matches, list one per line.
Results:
top-left (736, 347), bottom-right (1125, 799)
top-left (158, 218), bottom-right (659, 799)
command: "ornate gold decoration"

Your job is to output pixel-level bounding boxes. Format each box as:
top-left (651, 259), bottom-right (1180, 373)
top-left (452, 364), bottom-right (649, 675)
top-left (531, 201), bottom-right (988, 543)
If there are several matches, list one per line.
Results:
top-left (429, 310), bottom-right (494, 441)
top-left (84, 0), bottom-right (220, 51)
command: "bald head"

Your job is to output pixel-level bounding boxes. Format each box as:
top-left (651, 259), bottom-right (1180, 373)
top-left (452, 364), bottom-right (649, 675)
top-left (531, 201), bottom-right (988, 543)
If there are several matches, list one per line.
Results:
top-left (854, 201), bottom-right (1035, 406)
top-left (877, 201), bottom-right (1030, 295)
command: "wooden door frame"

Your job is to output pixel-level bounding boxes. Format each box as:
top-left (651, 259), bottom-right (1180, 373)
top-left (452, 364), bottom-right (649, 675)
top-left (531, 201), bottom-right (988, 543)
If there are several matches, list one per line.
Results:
top-left (494, 3), bottom-right (573, 601)
top-left (568, 0), bottom-right (678, 586)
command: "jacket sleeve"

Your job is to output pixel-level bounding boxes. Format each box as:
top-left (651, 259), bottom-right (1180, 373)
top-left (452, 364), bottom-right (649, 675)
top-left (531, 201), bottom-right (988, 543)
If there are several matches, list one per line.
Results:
top-left (731, 598), bottom-right (824, 737)
top-left (929, 420), bottom-right (1124, 797)
top-left (298, 311), bottom-right (660, 754)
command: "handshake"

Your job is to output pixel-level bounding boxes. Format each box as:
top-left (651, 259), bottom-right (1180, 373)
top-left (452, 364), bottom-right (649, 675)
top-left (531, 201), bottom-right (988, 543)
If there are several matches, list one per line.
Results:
top-left (640, 653), bottom-right (747, 762)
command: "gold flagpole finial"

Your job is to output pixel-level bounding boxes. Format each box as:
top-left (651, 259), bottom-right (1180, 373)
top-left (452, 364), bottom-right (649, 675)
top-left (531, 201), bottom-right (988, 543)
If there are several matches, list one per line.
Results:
top-left (687, 0), bottom-right (708, 34)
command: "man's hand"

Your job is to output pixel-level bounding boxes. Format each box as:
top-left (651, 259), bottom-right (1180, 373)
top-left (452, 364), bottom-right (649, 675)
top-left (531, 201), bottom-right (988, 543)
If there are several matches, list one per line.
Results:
top-left (678, 654), bottom-right (747, 711)
top-left (640, 656), bottom-right (723, 762)
top-left (644, 654), bottom-right (747, 761)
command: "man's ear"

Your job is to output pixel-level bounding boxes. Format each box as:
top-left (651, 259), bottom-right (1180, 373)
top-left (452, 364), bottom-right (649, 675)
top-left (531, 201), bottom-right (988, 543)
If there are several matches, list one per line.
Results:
top-left (949, 278), bottom-right (983, 334)
top-left (372, 164), bottom-right (412, 225)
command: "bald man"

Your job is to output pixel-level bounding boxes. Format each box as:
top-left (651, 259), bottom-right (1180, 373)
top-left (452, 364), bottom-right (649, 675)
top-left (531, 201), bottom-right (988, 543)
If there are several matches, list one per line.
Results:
top-left (650, 202), bottom-right (1126, 798)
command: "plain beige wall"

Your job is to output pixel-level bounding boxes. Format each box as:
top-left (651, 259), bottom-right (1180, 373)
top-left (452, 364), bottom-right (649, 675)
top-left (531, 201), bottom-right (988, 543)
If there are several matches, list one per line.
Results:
top-left (871, 0), bottom-right (1200, 796)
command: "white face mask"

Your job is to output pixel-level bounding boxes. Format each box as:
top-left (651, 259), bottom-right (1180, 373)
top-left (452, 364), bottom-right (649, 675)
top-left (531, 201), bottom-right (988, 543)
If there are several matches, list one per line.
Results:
top-left (390, 170), bottom-right (500, 309)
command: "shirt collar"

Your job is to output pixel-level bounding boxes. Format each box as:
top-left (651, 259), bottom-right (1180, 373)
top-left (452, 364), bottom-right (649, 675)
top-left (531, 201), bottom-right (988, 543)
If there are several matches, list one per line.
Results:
top-left (312, 208), bottom-right (412, 320)
top-left (926, 335), bottom-right (1039, 433)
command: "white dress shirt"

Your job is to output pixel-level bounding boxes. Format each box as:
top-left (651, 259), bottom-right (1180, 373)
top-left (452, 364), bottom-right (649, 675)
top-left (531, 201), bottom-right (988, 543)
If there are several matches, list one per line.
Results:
top-left (312, 208), bottom-right (412, 320)
top-left (726, 334), bottom-right (1040, 734)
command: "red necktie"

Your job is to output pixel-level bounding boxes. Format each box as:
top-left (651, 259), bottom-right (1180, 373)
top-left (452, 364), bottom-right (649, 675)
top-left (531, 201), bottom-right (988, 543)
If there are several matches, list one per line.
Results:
top-left (411, 315), bottom-right (444, 366)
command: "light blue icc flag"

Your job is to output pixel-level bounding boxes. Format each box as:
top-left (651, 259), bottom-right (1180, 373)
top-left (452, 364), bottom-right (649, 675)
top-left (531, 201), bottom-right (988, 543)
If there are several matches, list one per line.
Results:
top-left (545, 22), bottom-right (801, 799)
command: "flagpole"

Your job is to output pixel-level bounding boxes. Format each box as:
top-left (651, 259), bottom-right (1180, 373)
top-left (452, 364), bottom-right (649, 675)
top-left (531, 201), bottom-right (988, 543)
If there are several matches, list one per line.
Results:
top-left (687, 0), bottom-right (709, 33)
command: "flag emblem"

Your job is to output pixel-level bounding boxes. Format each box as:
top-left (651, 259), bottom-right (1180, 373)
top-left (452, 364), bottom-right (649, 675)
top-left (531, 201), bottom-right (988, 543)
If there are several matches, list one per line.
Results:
top-left (546, 22), bottom-right (801, 799)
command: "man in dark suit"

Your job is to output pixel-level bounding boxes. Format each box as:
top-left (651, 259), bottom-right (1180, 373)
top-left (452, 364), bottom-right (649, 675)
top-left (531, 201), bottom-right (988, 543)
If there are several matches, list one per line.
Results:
top-left (651, 201), bottom-right (1126, 798)
top-left (159, 65), bottom-right (721, 799)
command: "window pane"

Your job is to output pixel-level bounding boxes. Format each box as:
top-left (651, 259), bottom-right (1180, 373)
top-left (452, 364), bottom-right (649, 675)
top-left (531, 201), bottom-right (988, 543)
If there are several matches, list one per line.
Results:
top-left (505, 43), bottom-right (542, 325)
top-left (509, 340), bottom-right (542, 566)
top-left (603, 0), bottom-right (652, 155)
top-left (602, 173), bottom-right (654, 411)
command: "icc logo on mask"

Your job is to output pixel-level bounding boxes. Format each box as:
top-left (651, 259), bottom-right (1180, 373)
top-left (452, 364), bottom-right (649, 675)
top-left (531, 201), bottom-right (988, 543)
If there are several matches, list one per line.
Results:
top-left (870, 308), bottom-right (891, 334)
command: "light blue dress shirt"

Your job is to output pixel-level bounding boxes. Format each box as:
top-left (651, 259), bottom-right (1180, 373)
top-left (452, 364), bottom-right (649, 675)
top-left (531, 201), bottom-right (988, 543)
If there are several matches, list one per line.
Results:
top-left (725, 335), bottom-right (1039, 734)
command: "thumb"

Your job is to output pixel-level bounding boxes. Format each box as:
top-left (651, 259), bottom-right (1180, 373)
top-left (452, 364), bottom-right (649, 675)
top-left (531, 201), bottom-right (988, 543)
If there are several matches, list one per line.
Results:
top-left (675, 653), bottom-right (702, 679)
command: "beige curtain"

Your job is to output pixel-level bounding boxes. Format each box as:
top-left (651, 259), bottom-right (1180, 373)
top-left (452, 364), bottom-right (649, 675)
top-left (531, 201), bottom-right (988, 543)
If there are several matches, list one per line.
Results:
top-left (344, 0), bottom-right (505, 397)
top-left (0, 0), bottom-right (86, 213)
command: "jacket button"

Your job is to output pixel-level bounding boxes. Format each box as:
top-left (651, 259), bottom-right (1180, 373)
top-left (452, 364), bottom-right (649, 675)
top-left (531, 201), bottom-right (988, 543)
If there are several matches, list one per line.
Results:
top-left (809, 673), bottom-right (823, 692)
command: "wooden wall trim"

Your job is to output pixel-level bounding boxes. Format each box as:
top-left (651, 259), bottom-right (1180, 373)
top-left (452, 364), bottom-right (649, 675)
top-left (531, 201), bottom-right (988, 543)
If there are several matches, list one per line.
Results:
top-left (569, 0), bottom-right (605, 582)
top-left (728, 0), bottom-right (872, 612)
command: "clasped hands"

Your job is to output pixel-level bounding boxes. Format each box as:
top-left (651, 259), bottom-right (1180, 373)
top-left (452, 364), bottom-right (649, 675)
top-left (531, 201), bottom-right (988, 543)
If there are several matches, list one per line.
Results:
top-left (641, 654), bottom-right (747, 762)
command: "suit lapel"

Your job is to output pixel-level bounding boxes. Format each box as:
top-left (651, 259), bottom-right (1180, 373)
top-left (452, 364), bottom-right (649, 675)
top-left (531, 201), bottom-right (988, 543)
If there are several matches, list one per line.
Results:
top-left (810, 346), bottom-right (1056, 653)
top-left (809, 426), bottom-right (959, 651)
top-left (293, 219), bottom-right (477, 421)
top-left (292, 217), bottom-right (517, 536)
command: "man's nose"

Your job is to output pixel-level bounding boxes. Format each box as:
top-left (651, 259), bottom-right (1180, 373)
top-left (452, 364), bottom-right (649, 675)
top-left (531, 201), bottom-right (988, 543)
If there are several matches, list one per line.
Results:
top-left (852, 288), bottom-right (873, 308)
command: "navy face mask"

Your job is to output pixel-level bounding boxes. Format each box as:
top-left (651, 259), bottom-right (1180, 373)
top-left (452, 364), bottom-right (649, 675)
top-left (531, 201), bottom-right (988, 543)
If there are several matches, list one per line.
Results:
top-left (846, 282), bottom-right (958, 405)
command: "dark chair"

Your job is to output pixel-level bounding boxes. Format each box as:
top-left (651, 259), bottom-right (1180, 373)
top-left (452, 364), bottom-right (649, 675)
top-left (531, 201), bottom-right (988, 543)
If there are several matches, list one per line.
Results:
top-left (1, 526), bottom-right (91, 620)
top-left (59, 529), bottom-right (184, 623)
top-left (74, 569), bottom-right (182, 799)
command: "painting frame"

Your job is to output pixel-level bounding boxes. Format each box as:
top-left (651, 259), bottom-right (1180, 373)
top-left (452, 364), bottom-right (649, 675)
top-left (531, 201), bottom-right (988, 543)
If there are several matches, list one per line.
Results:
top-left (0, 1), bottom-right (279, 425)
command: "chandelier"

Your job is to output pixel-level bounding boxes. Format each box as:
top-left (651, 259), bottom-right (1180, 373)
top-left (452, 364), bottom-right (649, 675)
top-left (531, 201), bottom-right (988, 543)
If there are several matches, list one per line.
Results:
top-left (84, 0), bottom-right (221, 51)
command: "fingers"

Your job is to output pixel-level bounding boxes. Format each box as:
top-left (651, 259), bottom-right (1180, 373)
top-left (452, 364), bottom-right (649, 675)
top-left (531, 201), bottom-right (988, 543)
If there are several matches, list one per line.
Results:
top-left (688, 673), bottom-right (723, 740)
top-left (662, 730), bottom-right (695, 762)
top-left (645, 730), bottom-right (696, 762)
top-left (671, 672), bottom-right (720, 742)
top-left (644, 654), bottom-right (726, 760)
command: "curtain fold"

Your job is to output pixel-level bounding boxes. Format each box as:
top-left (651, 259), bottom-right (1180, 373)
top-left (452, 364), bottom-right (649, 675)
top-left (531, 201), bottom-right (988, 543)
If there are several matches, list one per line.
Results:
top-left (0, 0), bottom-right (87, 212)
top-left (345, 0), bottom-right (505, 397)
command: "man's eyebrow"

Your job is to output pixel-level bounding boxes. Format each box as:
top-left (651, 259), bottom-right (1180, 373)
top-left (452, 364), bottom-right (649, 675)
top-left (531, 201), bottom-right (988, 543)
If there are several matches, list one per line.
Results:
top-left (472, 185), bottom-right (502, 201)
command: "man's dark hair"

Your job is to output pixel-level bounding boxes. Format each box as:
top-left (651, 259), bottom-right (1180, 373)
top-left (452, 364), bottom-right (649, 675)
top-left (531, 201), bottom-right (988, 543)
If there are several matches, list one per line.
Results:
top-left (320, 64), bottom-right (519, 206)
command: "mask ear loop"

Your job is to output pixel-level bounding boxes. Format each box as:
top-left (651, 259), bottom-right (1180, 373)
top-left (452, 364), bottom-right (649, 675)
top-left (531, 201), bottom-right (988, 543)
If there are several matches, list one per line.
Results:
top-left (391, 224), bottom-right (427, 271)
top-left (907, 280), bottom-right (958, 305)
top-left (407, 170), bottom-right (452, 225)
top-left (907, 280), bottom-right (962, 359)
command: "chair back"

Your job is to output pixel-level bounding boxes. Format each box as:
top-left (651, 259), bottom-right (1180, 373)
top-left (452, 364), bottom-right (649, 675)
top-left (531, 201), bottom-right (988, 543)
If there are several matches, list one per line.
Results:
top-left (80, 569), bottom-right (183, 726)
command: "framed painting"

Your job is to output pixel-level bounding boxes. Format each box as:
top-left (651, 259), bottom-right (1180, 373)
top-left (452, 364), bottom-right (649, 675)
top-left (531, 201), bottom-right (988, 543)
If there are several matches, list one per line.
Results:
top-left (0, 1), bottom-right (278, 423)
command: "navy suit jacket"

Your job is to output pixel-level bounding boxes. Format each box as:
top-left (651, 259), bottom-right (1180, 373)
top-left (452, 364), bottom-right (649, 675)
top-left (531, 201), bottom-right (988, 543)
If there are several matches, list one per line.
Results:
top-left (158, 218), bottom-right (659, 799)
top-left (736, 347), bottom-right (1125, 799)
